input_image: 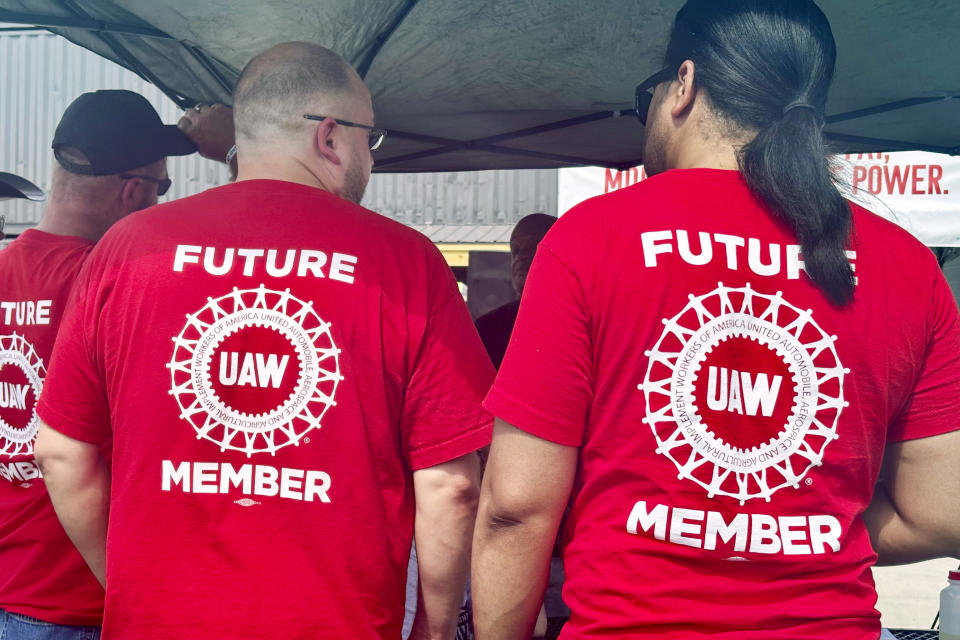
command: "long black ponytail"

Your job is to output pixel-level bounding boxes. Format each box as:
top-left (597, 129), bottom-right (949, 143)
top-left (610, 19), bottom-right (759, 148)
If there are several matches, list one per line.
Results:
top-left (664, 0), bottom-right (854, 305)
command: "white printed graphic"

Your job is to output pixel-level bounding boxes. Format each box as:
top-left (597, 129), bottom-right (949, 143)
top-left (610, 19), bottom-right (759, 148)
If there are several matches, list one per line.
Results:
top-left (638, 283), bottom-right (847, 504)
top-left (168, 286), bottom-right (342, 457)
top-left (0, 334), bottom-right (44, 458)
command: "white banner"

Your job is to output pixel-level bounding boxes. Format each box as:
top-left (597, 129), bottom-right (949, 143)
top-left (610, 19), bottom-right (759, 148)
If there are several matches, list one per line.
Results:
top-left (558, 152), bottom-right (960, 246)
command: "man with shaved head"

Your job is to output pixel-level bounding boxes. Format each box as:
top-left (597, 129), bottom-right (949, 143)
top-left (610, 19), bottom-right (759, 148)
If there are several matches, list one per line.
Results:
top-left (35, 42), bottom-right (493, 639)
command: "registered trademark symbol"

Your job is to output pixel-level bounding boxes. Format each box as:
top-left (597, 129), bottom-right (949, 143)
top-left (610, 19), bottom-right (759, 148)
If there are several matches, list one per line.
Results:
top-left (804, 478), bottom-right (813, 486)
top-left (304, 437), bottom-right (311, 444)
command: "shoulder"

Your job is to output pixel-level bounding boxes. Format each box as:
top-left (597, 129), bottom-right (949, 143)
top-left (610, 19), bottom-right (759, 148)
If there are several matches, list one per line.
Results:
top-left (551, 169), bottom-right (690, 239)
top-left (849, 199), bottom-right (933, 262)
top-left (542, 173), bottom-right (674, 269)
top-left (1, 231), bottom-right (93, 269)
top-left (476, 299), bottom-right (520, 330)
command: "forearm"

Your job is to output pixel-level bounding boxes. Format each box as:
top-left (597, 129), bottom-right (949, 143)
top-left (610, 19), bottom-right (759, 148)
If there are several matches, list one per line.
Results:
top-left (866, 481), bottom-right (960, 565)
top-left (35, 433), bottom-right (110, 586)
top-left (410, 456), bottom-right (481, 640)
top-left (472, 505), bottom-right (556, 639)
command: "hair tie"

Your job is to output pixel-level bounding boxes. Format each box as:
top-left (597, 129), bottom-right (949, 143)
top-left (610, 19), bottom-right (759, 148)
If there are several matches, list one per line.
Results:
top-left (782, 101), bottom-right (817, 116)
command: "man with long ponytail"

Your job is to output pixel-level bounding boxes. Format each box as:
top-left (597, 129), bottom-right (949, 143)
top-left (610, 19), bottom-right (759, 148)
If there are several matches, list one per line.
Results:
top-left (472, 1), bottom-right (960, 638)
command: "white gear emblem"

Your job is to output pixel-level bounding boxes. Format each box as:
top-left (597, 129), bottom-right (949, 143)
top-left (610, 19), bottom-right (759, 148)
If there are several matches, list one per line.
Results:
top-left (638, 283), bottom-right (847, 504)
top-left (168, 286), bottom-right (342, 456)
top-left (0, 333), bottom-right (45, 457)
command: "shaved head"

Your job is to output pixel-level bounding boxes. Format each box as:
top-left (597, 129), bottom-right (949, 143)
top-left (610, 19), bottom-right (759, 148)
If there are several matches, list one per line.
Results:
top-left (234, 42), bottom-right (363, 142)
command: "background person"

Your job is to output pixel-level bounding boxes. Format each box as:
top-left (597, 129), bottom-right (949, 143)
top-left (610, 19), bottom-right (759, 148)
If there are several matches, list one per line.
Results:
top-left (472, 1), bottom-right (960, 638)
top-left (475, 213), bottom-right (556, 369)
top-left (0, 90), bottom-right (194, 639)
top-left (34, 42), bottom-right (493, 640)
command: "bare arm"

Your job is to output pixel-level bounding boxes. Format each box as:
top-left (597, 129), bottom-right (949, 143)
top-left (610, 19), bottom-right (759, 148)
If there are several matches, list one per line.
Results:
top-left (864, 429), bottom-right (960, 565)
top-left (34, 421), bottom-right (110, 587)
top-left (472, 419), bottom-right (577, 640)
top-left (409, 451), bottom-right (482, 640)
top-left (177, 104), bottom-right (237, 179)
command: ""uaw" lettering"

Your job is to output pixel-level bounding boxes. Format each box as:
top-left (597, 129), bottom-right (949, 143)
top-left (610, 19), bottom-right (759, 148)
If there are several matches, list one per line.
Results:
top-left (0, 382), bottom-right (30, 410)
top-left (219, 352), bottom-right (290, 388)
top-left (706, 367), bottom-right (782, 417)
top-left (639, 231), bottom-right (857, 280)
top-left (626, 500), bottom-right (841, 555)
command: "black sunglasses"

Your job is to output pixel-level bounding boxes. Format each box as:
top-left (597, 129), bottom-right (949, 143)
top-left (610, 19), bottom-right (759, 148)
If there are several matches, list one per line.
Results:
top-left (303, 115), bottom-right (387, 151)
top-left (634, 67), bottom-right (676, 126)
top-left (120, 173), bottom-right (171, 196)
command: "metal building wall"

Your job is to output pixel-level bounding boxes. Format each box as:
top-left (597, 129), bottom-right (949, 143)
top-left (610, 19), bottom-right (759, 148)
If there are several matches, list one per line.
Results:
top-left (365, 169), bottom-right (558, 243)
top-left (0, 26), bottom-right (557, 238)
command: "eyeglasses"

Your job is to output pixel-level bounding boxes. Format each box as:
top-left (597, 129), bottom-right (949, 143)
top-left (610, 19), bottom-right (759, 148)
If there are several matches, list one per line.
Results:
top-left (120, 173), bottom-right (171, 196)
top-left (303, 115), bottom-right (387, 151)
top-left (634, 67), bottom-right (676, 126)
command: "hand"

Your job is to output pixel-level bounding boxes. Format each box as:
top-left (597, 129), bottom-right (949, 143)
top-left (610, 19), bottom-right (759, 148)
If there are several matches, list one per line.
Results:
top-left (178, 104), bottom-right (235, 162)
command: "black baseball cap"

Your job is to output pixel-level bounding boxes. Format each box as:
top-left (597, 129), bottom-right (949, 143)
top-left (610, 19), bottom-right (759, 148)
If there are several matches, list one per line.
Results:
top-left (0, 172), bottom-right (44, 201)
top-left (52, 90), bottom-right (197, 175)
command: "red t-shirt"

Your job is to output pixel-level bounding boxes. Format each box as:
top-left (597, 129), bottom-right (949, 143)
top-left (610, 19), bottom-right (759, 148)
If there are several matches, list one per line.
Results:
top-left (37, 180), bottom-right (494, 639)
top-left (0, 229), bottom-right (103, 625)
top-left (485, 169), bottom-right (960, 639)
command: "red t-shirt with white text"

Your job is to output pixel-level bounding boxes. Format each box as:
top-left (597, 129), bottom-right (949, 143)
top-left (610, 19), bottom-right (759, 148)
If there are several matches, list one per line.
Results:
top-left (38, 180), bottom-right (494, 639)
top-left (485, 169), bottom-right (960, 639)
top-left (0, 229), bottom-right (103, 625)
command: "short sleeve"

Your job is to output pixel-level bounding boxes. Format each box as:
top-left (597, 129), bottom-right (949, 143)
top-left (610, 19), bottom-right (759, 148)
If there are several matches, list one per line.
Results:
top-left (484, 244), bottom-right (593, 447)
top-left (36, 256), bottom-right (111, 445)
top-left (401, 250), bottom-right (495, 470)
top-left (888, 262), bottom-right (960, 442)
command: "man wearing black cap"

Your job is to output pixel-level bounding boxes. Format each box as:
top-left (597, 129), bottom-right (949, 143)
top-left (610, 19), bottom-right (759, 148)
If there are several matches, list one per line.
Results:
top-left (0, 90), bottom-right (194, 638)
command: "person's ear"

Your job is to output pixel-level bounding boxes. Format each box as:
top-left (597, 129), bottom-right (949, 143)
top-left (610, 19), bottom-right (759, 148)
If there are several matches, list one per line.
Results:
top-left (118, 177), bottom-right (145, 211)
top-left (669, 59), bottom-right (698, 118)
top-left (314, 118), bottom-right (342, 166)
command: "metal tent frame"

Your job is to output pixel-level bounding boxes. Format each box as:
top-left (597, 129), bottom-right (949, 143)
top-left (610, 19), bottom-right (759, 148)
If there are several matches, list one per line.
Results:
top-left (2, 5), bottom-right (958, 171)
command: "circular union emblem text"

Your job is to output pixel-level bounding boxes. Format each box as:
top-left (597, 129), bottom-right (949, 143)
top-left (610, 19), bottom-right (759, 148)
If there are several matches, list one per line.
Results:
top-left (0, 334), bottom-right (45, 457)
top-left (168, 286), bottom-right (342, 456)
top-left (638, 283), bottom-right (847, 504)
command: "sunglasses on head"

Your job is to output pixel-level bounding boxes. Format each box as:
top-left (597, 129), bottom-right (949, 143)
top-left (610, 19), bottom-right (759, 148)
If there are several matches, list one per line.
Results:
top-left (120, 173), bottom-right (171, 196)
top-left (303, 115), bottom-right (387, 151)
top-left (634, 67), bottom-right (676, 126)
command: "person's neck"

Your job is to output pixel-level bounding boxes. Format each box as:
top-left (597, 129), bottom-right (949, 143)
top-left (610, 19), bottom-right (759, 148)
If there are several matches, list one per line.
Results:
top-left (34, 200), bottom-right (110, 242)
top-left (236, 156), bottom-right (338, 196)
top-left (670, 121), bottom-right (754, 172)
top-left (672, 140), bottom-right (743, 171)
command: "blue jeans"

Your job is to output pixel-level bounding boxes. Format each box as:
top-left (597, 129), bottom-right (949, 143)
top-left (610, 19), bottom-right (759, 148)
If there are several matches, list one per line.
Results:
top-left (0, 609), bottom-right (99, 640)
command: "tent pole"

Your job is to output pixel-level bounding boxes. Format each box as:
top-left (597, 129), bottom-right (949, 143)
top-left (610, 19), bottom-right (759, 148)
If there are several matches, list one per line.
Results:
top-left (185, 45), bottom-right (238, 97)
top-left (826, 96), bottom-right (956, 124)
top-left (0, 8), bottom-right (171, 39)
top-left (824, 132), bottom-right (955, 155)
top-left (357, 0), bottom-right (420, 79)
top-left (57, 0), bottom-right (196, 109)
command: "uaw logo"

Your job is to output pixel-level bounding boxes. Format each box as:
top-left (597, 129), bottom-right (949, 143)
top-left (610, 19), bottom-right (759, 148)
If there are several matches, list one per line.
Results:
top-left (638, 283), bottom-right (847, 504)
top-left (0, 334), bottom-right (45, 457)
top-left (167, 286), bottom-right (342, 457)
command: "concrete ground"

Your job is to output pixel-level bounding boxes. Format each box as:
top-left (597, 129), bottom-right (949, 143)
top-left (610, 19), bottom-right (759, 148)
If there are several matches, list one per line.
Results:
top-left (874, 557), bottom-right (957, 629)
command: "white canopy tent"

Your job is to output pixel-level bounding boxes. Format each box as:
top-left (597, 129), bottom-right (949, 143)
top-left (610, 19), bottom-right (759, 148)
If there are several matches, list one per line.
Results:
top-left (0, 0), bottom-right (958, 173)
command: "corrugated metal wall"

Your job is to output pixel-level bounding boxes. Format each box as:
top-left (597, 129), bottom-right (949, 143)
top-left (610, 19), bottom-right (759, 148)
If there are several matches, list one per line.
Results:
top-left (0, 26), bottom-right (557, 237)
top-left (368, 170), bottom-right (558, 225)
